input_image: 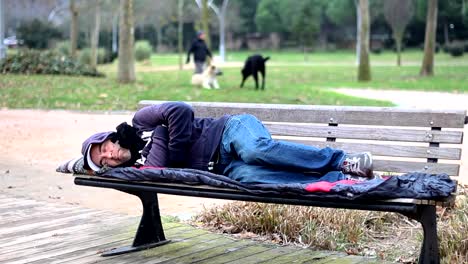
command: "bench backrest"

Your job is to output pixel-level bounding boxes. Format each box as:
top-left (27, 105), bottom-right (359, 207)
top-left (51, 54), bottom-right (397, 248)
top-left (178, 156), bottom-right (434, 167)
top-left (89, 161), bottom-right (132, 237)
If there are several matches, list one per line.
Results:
top-left (139, 101), bottom-right (467, 178)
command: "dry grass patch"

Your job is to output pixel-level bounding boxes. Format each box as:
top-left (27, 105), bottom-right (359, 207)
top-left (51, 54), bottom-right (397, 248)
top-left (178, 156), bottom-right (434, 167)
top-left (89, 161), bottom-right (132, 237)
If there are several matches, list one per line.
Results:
top-left (438, 186), bottom-right (468, 263)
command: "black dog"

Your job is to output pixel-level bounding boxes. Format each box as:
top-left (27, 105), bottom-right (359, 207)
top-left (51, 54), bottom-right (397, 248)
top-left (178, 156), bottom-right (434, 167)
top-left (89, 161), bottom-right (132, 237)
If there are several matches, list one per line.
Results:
top-left (240, 54), bottom-right (270, 90)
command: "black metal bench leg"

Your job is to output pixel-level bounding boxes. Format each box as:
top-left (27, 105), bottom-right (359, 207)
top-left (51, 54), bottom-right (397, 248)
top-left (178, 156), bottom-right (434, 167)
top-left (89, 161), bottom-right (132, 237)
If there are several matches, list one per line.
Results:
top-left (101, 191), bottom-right (171, 257)
top-left (405, 205), bottom-right (440, 264)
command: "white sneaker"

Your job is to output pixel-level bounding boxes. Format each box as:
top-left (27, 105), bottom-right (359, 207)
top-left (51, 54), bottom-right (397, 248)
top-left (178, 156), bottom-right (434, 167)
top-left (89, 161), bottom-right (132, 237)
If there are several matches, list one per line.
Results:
top-left (341, 152), bottom-right (373, 178)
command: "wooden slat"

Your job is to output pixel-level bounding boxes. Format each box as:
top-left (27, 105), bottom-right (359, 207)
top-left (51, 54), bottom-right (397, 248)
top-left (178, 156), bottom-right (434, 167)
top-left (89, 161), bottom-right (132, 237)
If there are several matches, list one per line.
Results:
top-left (139, 101), bottom-right (467, 128)
top-left (279, 138), bottom-right (462, 160)
top-left (373, 160), bottom-right (459, 175)
top-left (265, 123), bottom-right (464, 144)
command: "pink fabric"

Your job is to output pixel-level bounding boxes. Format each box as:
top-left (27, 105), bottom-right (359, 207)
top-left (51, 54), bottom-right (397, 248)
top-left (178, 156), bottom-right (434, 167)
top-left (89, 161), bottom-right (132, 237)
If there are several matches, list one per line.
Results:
top-left (305, 180), bottom-right (358, 192)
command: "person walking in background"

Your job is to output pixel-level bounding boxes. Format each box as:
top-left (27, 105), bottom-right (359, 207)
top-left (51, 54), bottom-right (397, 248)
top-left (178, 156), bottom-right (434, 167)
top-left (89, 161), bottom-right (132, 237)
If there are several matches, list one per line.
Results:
top-left (186, 31), bottom-right (212, 74)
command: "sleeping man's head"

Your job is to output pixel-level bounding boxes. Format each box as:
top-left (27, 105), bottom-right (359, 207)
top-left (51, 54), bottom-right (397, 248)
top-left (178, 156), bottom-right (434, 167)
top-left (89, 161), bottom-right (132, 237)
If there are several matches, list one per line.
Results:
top-left (88, 139), bottom-right (131, 170)
top-left (82, 122), bottom-right (146, 172)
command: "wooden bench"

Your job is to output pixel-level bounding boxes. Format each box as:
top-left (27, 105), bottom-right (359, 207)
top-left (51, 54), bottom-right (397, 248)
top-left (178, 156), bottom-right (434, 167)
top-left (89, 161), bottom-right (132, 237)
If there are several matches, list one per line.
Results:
top-left (74, 101), bottom-right (467, 264)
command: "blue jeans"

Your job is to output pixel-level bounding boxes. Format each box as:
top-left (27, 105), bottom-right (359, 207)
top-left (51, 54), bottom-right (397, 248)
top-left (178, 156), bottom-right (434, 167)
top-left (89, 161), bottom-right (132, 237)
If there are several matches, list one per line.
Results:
top-left (219, 114), bottom-right (346, 184)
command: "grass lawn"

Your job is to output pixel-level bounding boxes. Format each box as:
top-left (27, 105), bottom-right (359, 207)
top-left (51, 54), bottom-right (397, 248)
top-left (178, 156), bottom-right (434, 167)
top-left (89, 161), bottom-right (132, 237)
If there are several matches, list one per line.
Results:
top-left (1, 50), bottom-right (467, 111)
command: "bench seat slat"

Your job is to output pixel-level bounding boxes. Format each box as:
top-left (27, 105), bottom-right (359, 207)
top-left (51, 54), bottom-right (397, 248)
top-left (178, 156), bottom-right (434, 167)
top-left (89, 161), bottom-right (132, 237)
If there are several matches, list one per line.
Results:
top-left (139, 101), bottom-right (467, 128)
top-left (373, 160), bottom-right (459, 175)
top-left (265, 123), bottom-right (463, 144)
top-left (281, 139), bottom-right (462, 160)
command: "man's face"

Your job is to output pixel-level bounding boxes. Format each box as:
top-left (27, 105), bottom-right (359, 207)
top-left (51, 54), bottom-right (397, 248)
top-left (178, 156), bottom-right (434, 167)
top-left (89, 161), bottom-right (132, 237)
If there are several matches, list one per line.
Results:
top-left (199, 33), bottom-right (205, 40)
top-left (90, 139), bottom-right (131, 168)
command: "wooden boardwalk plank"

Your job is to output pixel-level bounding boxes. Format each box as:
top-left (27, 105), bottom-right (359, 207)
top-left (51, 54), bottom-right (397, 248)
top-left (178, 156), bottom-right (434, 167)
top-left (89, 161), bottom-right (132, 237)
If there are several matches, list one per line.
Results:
top-left (50, 225), bottom-right (213, 264)
top-left (36, 224), bottom-right (195, 264)
top-left (0, 194), bottom-right (386, 264)
top-left (143, 236), bottom-right (244, 264)
top-left (192, 243), bottom-right (272, 264)
top-left (0, 204), bottom-right (83, 222)
top-left (0, 210), bottom-right (102, 236)
top-left (0, 212), bottom-right (134, 248)
top-left (254, 249), bottom-right (339, 264)
top-left (1, 216), bottom-right (134, 258)
top-left (161, 240), bottom-right (254, 264)
top-left (220, 245), bottom-right (323, 264)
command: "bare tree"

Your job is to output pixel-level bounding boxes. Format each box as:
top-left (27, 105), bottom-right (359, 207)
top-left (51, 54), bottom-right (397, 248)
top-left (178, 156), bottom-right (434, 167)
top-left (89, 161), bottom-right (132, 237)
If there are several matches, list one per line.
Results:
top-left (420, 0), bottom-right (438, 77)
top-left (208, 0), bottom-right (230, 62)
top-left (69, 0), bottom-right (79, 58)
top-left (134, 0), bottom-right (176, 52)
top-left (112, 11), bottom-right (118, 53)
top-left (118, 0), bottom-right (135, 83)
top-left (90, 1), bottom-right (101, 68)
top-left (355, 0), bottom-right (361, 65)
top-left (201, 0), bottom-right (211, 49)
top-left (357, 0), bottom-right (371, 81)
top-left (383, 0), bottom-right (413, 66)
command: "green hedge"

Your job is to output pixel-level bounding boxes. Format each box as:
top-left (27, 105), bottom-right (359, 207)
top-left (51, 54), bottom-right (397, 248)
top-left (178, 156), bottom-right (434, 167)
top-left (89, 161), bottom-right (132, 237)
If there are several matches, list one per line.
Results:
top-left (446, 41), bottom-right (465, 57)
top-left (0, 49), bottom-right (104, 77)
top-left (78, 48), bottom-right (108, 65)
top-left (134, 40), bottom-right (152, 61)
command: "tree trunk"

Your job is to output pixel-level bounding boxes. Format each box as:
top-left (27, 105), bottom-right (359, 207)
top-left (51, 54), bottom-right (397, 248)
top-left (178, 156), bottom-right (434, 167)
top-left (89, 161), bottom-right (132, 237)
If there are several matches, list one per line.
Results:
top-left (178, 0), bottom-right (184, 70)
top-left (69, 0), bottom-right (79, 59)
top-left (112, 12), bottom-right (118, 53)
top-left (201, 0), bottom-right (211, 49)
top-left (218, 9), bottom-right (225, 62)
top-left (357, 0), bottom-right (371, 81)
top-left (207, 0), bottom-right (229, 62)
top-left (463, 0), bottom-right (466, 16)
top-left (118, 0), bottom-right (135, 83)
top-left (0, 0), bottom-right (6, 60)
top-left (396, 34), bottom-right (402, 66)
top-left (303, 44), bottom-right (309, 62)
top-left (443, 22), bottom-right (449, 45)
top-left (219, 0), bottom-right (229, 62)
top-left (355, 0), bottom-right (360, 66)
top-left (156, 22), bottom-right (162, 52)
top-left (420, 0), bottom-right (438, 77)
top-left (90, 2), bottom-right (101, 68)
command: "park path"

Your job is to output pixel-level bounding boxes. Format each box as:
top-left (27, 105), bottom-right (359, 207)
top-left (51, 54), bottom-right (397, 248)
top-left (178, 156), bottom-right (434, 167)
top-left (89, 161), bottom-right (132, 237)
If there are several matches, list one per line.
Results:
top-left (333, 88), bottom-right (468, 110)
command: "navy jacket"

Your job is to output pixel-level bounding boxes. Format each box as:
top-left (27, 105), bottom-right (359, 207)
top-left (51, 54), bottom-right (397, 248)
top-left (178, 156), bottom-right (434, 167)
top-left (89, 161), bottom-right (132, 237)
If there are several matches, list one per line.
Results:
top-left (186, 38), bottom-right (212, 62)
top-left (132, 102), bottom-right (230, 171)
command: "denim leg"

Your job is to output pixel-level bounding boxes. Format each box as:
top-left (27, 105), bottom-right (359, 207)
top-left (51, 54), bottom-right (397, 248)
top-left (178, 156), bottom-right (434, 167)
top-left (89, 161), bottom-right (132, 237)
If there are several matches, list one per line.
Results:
top-left (225, 159), bottom-right (345, 184)
top-left (219, 114), bottom-right (345, 175)
top-left (194, 61), bottom-right (205, 74)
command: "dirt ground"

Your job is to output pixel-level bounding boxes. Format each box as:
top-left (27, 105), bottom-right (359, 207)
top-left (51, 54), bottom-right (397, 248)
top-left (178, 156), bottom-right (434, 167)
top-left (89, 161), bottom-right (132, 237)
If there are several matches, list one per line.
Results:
top-left (0, 90), bottom-right (467, 219)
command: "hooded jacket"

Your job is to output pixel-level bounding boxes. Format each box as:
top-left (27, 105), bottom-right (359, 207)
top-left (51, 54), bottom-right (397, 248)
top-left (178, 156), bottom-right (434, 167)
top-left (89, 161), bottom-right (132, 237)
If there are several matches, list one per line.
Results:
top-left (186, 38), bottom-right (212, 62)
top-left (132, 102), bottom-right (230, 171)
top-left (81, 123), bottom-right (145, 171)
top-left (81, 131), bottom-right (113, 170)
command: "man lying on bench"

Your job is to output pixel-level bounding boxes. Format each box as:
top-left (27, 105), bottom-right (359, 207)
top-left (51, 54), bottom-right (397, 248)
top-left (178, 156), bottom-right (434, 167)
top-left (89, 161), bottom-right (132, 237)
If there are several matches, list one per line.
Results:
top-left (80, 101), bottom-right (375, 184)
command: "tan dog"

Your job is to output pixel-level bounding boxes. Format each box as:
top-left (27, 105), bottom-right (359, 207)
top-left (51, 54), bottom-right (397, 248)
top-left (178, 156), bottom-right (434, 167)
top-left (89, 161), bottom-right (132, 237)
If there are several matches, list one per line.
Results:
top-left (191, 64), bottom-right (221, 89)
